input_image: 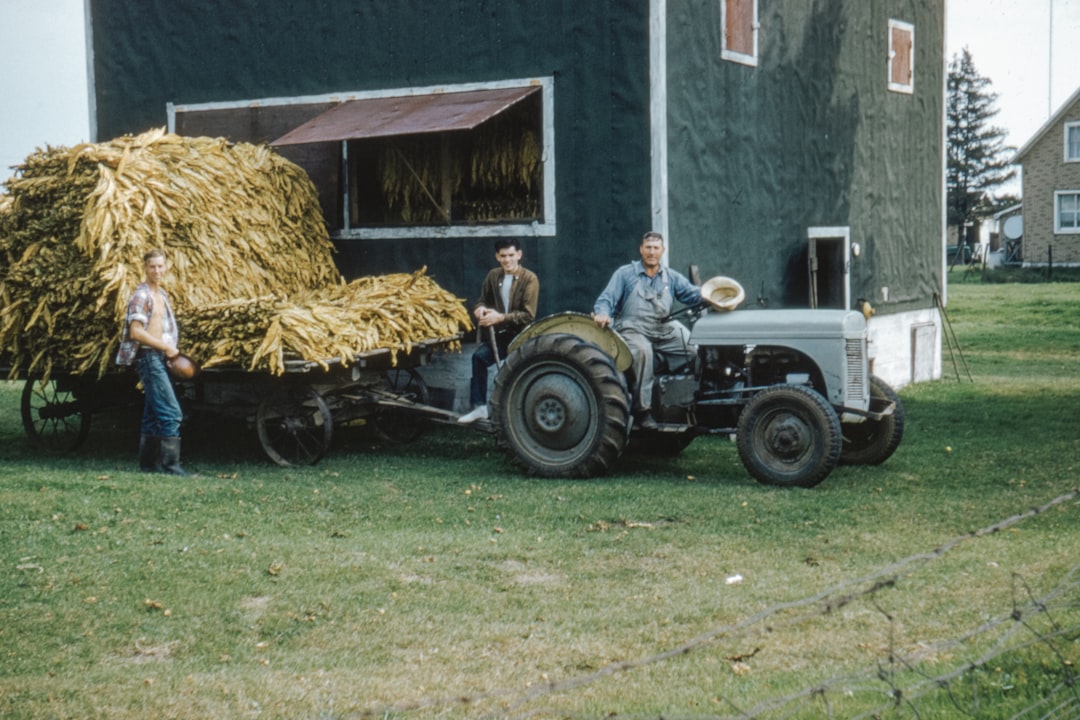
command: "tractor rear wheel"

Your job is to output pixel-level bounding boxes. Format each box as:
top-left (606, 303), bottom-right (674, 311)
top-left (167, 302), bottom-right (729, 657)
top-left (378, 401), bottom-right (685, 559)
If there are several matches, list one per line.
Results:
top-left (840, 375), bottom-right (905, 465)
top-left (491, 333), bottom-right (630, 478)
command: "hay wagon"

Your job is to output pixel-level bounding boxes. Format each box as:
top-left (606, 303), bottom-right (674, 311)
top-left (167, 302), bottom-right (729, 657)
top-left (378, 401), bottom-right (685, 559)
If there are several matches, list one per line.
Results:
top-left (8, 335), bottom-right (460, 467)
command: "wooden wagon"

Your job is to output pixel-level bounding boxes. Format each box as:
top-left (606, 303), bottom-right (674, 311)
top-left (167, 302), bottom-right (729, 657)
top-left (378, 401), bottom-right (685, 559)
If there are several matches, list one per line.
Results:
top-left (9, 335), bottom-right (461, 466)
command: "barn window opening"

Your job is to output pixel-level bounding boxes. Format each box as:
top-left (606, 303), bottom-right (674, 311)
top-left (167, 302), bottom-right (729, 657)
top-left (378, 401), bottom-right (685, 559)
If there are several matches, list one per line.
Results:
top-left (888, 19), bottom-right (914, 94)
top-left (270, 84), bottom-right (547, 236)
top-left (168, 79), bottom-right (557, 241)
top-left (807, 227), bottom-right (851, 310)
top-left (343, 92), bottom-right (543, 228)
top-left (721, 0), bottom-right (758, 67)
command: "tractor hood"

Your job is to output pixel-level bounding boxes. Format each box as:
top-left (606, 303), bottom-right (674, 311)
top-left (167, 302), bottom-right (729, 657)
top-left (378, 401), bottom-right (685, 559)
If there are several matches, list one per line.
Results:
top-left (689, 309), bottom-right (867, 345)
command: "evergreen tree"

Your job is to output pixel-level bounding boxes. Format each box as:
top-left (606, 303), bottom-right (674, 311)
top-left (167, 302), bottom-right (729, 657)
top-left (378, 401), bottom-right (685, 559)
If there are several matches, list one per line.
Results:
top-left (946, 48), bottom-right (1015, 235)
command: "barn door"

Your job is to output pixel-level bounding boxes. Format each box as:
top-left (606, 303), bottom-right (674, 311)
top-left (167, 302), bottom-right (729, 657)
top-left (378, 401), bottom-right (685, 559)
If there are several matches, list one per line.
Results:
top-left (807, 227), bottom-right (851, 309)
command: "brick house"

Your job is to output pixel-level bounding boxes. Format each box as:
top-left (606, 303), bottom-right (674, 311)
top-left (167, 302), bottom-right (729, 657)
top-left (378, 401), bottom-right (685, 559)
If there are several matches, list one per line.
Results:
top-left (1012, 85), bottom-right (1080, 267)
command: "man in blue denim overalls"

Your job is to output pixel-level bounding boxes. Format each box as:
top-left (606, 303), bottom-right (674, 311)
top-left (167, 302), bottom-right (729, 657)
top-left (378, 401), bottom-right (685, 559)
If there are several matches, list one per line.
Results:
top-left (592, 232), bottom-right (701, 430)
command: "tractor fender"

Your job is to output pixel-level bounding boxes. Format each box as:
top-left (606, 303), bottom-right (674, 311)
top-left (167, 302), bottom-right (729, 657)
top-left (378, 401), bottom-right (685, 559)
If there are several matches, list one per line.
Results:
top-left (508, 312), bottom-right (633, 373)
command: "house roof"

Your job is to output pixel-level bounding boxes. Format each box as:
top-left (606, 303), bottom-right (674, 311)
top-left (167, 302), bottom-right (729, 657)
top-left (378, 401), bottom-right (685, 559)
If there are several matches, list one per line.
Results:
top-left (1011, 83), bottom-right (1080, 163)
top-left (992, 203), bottom-right (1022, 220)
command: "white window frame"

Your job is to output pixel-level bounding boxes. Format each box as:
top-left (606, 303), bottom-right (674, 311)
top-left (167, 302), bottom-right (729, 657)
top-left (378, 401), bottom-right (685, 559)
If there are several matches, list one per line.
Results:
top-left (721, 0), bottom-right (759, 67)
top-left (168, 77), bottom-right (557, 241)
top-left (1055, 190), bottom-right (1080, 234)
top-left (1065, 122), bottom-right (1080, 163)
top-left (887, 19), bottom-right (914, 95)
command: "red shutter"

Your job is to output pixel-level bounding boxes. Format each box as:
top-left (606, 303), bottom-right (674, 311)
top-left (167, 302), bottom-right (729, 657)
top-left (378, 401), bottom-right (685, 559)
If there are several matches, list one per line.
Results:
top-left (891, 25), bottom-right (912, 87)
top-left (725, 0), bottom-right (754, 57)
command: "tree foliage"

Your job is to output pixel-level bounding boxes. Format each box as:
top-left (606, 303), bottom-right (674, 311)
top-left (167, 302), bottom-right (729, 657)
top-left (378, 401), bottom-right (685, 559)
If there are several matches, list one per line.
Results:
top-left (946, 48), bottom-right (1015, 229)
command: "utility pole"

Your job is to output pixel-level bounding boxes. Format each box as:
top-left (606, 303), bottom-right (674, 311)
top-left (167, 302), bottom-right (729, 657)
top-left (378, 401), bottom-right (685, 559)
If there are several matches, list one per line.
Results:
top-left (1049, 0), bottom-right (1054, 117)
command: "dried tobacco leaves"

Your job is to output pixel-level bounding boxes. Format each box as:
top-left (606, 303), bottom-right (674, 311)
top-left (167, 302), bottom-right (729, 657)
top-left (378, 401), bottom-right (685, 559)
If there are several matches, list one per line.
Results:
top-left (0, 128), bottom-right (470, 380)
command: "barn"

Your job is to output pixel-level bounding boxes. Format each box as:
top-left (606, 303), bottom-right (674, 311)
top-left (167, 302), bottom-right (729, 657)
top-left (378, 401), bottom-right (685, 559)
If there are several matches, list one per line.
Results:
top-left (85, 0), bottom-right (945, 390)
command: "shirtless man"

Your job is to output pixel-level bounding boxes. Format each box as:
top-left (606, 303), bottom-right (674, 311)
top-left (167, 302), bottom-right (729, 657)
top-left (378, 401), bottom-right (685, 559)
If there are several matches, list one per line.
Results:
top-left (115, 248), bottom-right (192, 475)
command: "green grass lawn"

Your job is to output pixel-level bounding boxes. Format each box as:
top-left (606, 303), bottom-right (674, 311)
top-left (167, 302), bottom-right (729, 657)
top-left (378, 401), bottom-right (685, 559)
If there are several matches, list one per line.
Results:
top-left (1, 282), bottom-right (1078, 719)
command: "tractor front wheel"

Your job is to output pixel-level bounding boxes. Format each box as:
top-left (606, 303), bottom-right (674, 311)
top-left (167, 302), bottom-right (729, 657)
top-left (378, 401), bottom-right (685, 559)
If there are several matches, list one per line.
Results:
top-left (736, 384), bottom-right (842, 488)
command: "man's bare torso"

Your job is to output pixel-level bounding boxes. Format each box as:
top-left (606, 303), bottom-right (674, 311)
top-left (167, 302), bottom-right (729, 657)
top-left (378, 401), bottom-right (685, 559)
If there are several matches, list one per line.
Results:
top-left (145, 289), bottom-right (166, 339)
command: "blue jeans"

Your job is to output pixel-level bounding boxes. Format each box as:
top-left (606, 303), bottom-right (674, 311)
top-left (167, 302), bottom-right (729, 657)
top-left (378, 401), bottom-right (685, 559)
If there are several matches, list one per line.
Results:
top-left (136, 351), bottom-right (183, 437)
top-left (470, 336), bottom-right (511, 407)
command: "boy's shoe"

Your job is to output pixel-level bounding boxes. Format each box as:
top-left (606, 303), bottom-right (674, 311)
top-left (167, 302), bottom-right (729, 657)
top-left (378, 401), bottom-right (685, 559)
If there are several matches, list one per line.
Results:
top-left (457, 405), bottom-right (490, 424)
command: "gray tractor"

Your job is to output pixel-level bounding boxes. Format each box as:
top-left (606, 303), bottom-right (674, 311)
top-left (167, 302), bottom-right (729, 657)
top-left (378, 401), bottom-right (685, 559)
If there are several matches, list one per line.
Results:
top-left (489, 278), bottom-right (903, 488)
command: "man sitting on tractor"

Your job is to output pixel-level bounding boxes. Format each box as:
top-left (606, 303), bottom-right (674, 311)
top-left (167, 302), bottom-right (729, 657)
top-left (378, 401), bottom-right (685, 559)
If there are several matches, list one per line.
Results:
top-left (592, 231), bottom-right (701, 430)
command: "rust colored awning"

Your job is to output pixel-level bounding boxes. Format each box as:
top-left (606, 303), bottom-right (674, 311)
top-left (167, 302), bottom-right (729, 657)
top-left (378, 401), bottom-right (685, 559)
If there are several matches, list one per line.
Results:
top-left (271, 85), bottom-right (540, 146)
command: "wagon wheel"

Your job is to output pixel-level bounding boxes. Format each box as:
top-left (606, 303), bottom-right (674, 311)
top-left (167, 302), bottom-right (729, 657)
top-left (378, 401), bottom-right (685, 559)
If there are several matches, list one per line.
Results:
top-left (373, 368), bottom-right (431, 444)
top-left (256, 386), bottom-right (333, 466)
top-left (21, 376), bottom-right (91, 452)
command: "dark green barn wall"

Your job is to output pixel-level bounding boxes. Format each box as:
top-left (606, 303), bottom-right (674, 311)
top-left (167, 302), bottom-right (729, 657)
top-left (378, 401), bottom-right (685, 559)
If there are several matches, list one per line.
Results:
top-left (88, 0), bottom-right (655, 316)
top-left (666, 0), bottom-right (944, 313)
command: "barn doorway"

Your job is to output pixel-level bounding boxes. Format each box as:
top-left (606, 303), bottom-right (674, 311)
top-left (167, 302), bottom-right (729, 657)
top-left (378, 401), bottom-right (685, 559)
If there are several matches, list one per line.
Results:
top-left (807, 226), bottom-right (851, 309)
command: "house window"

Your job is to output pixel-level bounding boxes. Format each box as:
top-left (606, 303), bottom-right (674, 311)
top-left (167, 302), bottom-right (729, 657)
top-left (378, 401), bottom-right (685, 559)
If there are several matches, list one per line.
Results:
top-left (888, 19), bottom-right (914, 94)
top-left (721, 0), bottom-right (758, 67)
top-left (1065, 122), bottom-right (1080, 162)
top-left (1056, 191), bottom-right (1080, 233)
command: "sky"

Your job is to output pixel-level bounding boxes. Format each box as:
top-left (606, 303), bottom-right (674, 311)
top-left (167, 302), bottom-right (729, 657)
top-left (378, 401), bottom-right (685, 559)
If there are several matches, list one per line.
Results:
top-left (0, 0), bottom-right (89, 173)
top-left (1, 0), bottom-right (1080, 189)
top-left (947, 0), bottom-right (1080, 194)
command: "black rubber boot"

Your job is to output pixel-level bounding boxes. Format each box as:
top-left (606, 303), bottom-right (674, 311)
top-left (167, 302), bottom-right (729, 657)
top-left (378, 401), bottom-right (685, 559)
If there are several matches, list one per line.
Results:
top-left (634, 410), bottom-right (658, 430)
top-left (138, 434), bottom-right (162, 473)
top-left (160, 436), bottom-right (196, 477)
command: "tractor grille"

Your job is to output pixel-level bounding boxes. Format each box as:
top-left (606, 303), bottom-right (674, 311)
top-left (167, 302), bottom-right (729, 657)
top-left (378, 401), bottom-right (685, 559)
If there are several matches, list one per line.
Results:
top-left (845, 339), bottom-right (867, 400)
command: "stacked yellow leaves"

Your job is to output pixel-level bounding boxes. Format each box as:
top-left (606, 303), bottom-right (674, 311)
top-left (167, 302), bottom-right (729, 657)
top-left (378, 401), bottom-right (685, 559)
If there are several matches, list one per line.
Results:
top-left (185, 270), bottom-right (471, 375)
top-left (0, 128), bottom-right (470, 379)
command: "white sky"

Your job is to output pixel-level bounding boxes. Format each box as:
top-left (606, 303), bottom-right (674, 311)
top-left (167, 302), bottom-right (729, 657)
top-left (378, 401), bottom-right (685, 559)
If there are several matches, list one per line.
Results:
top-left (1, 0), bottom-right (1080, 190)
top-left (0, 0), bottom-right (89, 174)
top-left (948, 0), bottom-right (1080, 196)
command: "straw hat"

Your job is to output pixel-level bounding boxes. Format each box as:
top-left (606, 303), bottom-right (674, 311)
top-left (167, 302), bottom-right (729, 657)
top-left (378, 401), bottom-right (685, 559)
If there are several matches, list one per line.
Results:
top-left (700, 276), bottom-right (745, 312)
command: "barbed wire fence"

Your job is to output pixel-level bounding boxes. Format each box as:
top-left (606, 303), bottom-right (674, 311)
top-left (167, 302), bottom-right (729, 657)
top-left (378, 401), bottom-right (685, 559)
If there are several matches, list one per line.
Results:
top-left (350, 488), bottom-right (1079, 720)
